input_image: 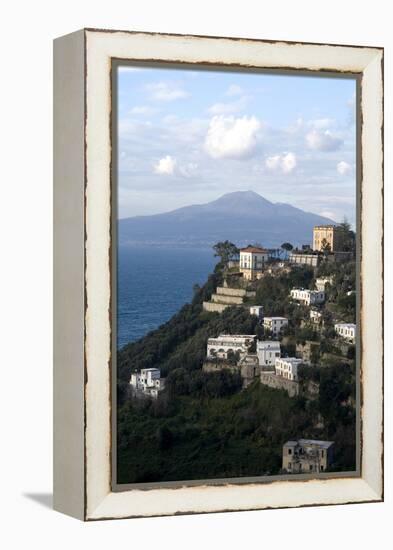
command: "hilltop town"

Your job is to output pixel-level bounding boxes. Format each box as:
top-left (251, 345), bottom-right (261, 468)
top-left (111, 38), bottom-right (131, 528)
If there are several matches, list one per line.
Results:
top-left (118, 222), bottom-right (357, 482)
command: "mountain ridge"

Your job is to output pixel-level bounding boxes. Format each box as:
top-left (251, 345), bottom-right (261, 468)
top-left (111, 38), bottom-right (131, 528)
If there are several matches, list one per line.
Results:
top-left (119, 190), bottom-right (336, 248)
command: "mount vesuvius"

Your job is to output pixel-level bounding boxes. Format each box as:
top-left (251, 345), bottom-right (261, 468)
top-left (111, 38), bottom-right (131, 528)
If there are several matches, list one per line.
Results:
top-left (118, 191), bottom-right (336, 248)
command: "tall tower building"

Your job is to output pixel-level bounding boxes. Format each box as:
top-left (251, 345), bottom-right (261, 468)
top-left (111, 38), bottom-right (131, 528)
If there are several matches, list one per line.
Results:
top-left (313, 225), bottom-right (344, 252)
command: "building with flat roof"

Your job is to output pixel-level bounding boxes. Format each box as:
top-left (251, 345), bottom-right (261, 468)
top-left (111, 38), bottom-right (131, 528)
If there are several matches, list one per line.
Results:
top-left (335, 323), bottom-right (356, 343)
top-left (313, 225), bottom-right (344, 252)
top-left (290, 288), bottom-right (325, 306)
top-left (249, 305), bottom-right (264, 318)
top-left (310, 309), bottom-right (323, 324)
top-left (288, 251), bottom-right (320, 267)
top-left (257, 340), bottom-right (281, 368)
top-left (282, 439), bottom-right (334, 473)
top-left (275, 357), bottom-right (302, 381)
top-left (239, 246), bottom-right (269, 280)
top-left (130, 368), bottom-right (165, 399)
top-left (263, 316), bottom-right (288, 336)
top-left (315, 276), bottom-right (333, 291)
top-left (207, 334), bottom-right (256, 359)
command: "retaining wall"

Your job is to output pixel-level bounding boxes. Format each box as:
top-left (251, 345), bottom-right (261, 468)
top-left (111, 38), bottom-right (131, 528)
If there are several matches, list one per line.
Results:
top-left (260, 372), bottom-right (299, 397)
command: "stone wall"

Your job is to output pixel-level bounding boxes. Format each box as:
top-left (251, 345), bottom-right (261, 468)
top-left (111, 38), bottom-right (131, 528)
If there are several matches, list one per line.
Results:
top-left (211, 293), bottom-right (244, 305)
top-left (260, 372), bottom-right (299, 397)
top-left (202, 302), bottom-right (230, 313)
top-left (202, 361), bottom-right (239, 373)
top-left (216, 286), bottom-right (256, 298)
top-left (216, 286), bottom-right (246, 297)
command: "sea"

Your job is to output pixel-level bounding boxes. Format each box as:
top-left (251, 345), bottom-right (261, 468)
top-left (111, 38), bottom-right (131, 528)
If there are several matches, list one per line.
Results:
top-left (117, 245), bottom-right (216, 349)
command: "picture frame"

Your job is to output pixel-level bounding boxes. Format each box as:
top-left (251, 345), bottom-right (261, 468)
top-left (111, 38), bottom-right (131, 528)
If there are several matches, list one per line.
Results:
top-left (53, 28), bottom-right (383, 521)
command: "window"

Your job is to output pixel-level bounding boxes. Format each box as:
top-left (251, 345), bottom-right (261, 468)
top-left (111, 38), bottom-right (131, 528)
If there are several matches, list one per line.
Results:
top-left (288, 448), bottom-right (292, 455)
top-left (309, 465), bottom-right (313, 471)
top-left (288, 462), bottom-right (292, 469)
top-left (320, 465), bottom-right (324, 471)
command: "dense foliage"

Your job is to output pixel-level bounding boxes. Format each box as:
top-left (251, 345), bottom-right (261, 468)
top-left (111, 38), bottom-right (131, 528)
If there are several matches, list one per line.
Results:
top-left (117, 252), bottom-right (357, 484)
top-left (117, 373), bottom-right (355, 483)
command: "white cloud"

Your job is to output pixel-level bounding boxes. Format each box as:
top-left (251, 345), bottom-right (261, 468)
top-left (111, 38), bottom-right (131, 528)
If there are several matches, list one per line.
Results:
top-left (205, 115), bottom-right (261, 159)
top-left (226, 84), bottom-right (243, 96)
top-left (146, 81), bottom-right (189, 102)
top-left (265, 152), bottom-right (297, 174)
top-left (265, 155), bottom-right (280, 171)
top-left (306, 129), bottom-right (343, 152)
top-left (281, 152), bottom-right (297, 173)
top-left (337, 161), bottom-right (352, 175)
top-left (208, 96), bottom-right (248, 115)
top-left (154, 155), bottom-right (176, 175)
top-left (319, 210), bottom-right (337, 221)
top-left (286, 117), bottom-right (304, 134)
top-left (179, 162), bottom-right (198, 178)
top-left (308, 118), bottom-right (335, 130)
top-left (153, 156), bottom-right (198, 178)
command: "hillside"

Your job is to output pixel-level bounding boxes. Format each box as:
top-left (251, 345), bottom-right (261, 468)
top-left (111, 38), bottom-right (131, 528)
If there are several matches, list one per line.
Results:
top-left (118, 190), bottom-right (335, 248)
top-left (117, 261), bottom-right (356, 484)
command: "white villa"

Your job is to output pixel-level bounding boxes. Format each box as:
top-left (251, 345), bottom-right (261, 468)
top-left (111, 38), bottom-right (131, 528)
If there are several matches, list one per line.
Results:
top-left (275, 357), bottom-right (303, 381)
top-left (130, 368), bottom-right (165, 399)
top-left (315, 277), bottom-right (333, 292)
top-left (207, 334), bottom-right (256, 360)
top-left (335, 323), bottom-right (356, 343)
top-left (290, 288), bottom-right (325, 306)
top-left (257, 341), bottom-right (281, 367)
top-left (310, 309), bottom-right (323, 324)
top-left (263, 316), bottom-right (288, 336)
top-left (249, 305), bottom-right (264, 318)
top-left (239, 246), bottom-right (269, 280)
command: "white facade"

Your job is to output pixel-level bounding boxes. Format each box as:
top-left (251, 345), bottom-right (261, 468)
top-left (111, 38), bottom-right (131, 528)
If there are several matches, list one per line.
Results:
top-left (130, 368), bottom-right (165, 398)
top-left (290, 288), bottom-right (325, 306)
top-left (249, 305), bottom-right (264, 318)
top-left (257, 340), bottom-right (281, 367)
top-left (310, 309), bottom-right (323, 324)
top-left (263, 316), bottom-right (288, 336)
top-left (335, 323), bottom-right (356, 343)
top-left (207, 334), bottom-right (255, 359)
top-left (315, 277), bottom-right (333, 291)
top-left (275, 357), bottom-right (302, 381)
top-left (239, 246), bottom-right (269, 280)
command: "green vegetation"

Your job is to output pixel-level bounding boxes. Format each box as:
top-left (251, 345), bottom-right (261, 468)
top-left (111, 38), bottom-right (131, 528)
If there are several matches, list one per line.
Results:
top-left (213, 240), bottom-right (239, 266)
top-left (118, 368), bottom-right (355, 483)
top-left (117, 244), bottom-right (357, 483)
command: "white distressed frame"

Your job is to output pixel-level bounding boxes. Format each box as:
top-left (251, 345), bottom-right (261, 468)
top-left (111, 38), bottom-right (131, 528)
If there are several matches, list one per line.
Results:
top-left (54, 29), bottom-right (383, 521)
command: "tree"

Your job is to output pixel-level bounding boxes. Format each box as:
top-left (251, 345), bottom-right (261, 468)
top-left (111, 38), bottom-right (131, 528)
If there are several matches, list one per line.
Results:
top-left (339, 217), bottom-right (356, 252)
top-left (213, 241), bottom-right (239, 264)
top-left (281, 242), bottom-right (294, 252)
top-left (156, 426), bottom-right (174, 450)
top-left (320, 238), bottom-right (331, 255)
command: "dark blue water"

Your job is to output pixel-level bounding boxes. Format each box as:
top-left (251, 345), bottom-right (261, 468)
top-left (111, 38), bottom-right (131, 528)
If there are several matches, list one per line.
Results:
top-left (117, 246), bottom-right (216, 348)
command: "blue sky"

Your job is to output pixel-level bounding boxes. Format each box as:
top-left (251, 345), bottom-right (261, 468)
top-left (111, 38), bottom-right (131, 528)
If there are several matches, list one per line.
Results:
top-left (117, 65), bottom-right (356, 225)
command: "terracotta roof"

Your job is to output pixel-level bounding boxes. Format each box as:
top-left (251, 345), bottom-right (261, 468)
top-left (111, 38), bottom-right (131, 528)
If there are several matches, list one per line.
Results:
top-left (240, 246), bottom-right (268, 253)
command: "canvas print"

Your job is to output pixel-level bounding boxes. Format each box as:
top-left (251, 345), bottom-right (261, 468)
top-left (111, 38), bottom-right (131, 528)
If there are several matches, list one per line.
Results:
top-left (115, 65), bottom-right (357, 485)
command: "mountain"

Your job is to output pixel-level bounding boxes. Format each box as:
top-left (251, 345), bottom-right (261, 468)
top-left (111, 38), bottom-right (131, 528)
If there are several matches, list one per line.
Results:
top-left (118, 190), bottom-right (336, 248)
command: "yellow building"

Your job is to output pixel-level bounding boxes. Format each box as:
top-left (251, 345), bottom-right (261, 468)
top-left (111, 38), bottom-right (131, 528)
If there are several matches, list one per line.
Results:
top-left (313, 225), bottom-right (344, 252)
